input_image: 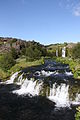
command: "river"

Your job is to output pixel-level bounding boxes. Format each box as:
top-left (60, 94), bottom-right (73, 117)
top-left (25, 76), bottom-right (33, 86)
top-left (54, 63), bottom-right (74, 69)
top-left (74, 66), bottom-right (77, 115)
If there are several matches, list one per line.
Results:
top-left (0, 60), bottom-right (80, 120)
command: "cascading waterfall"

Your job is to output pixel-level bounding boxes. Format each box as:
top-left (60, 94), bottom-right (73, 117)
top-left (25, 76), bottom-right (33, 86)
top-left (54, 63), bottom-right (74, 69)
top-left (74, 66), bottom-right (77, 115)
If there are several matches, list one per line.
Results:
top-left (48, 83), bottom-right (70, 107)
top-left (1, 62), bottom-right (80, 108)
top-left (5, 72), bottom-right (19, 84)
top-left (13, 78), bottom-right (43, 96)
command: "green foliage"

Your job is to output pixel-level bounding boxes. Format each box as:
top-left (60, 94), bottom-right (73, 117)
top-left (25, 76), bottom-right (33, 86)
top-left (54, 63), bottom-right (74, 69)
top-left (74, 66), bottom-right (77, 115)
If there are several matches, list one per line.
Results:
top-left (21, 48), bottom-right (26, 55)
top-left (75, 107), bottom-right (80, 120)
top-left (64, 42), bottom-right (68, 46)
top-left (40, 57), bottom-right (45, 64)
top-left (25, 44), bottom-right (46, 61)
top-left (55, 57), bottom-right (80, 79)
top-left (58, 47), bottom-right (62, 57)
top-left (10, 57), bottom-right (43, 73)
top-left (0, 69), bottom-right (10, 81)
top-left (26, 47), bottom-right (35, 60)
top-left (0, 53), bottom-right (16, 71)
top-left (67, 48), bottom-right (72, 57)
top-left (72, 43), bottom-right (80, 59)
top-left (10, 48), bottom-right (18, 59)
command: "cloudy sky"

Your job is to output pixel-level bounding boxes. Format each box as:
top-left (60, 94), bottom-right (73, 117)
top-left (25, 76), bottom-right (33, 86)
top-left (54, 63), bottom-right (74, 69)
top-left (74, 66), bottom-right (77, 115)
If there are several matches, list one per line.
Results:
top-left (0, 0), bottom-right (80, 44)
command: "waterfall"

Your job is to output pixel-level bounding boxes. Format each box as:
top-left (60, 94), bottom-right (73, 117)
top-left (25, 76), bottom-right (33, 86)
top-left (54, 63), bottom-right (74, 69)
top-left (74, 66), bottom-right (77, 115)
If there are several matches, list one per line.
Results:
top-left (13, 77), bottom-right (70, 107)
top-left (48, 83), bottom-right (70, 107)
top-left (1, 61), bottom-right (80, 108)
top-left (5, 72), bottom-right (19, 84)
top-left (62, 47), bottom-right (66, 58)
top-left (13, 78), bottom-right (43, 96)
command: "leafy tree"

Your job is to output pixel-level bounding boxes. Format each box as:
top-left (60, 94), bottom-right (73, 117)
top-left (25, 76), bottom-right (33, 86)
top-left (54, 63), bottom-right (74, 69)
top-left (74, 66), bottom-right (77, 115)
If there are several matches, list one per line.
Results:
top-left (72, 43), bottom-right (80, 59)
top-left (26, 46), bottom-right (45, 61)
top-left (64, 42), bottom-right (68, 46)
top-left (26, 47), bottom-right (35, 59)
top-left (67, 48), bottom-right (72, 57)
top-left (10, 48), bottom-right (18, 59)
top-left (34, 48), bottom-right (41, 59)
top-left (0, 53), bottom-right (16, 71)
top-left (21, 48), bottom-right (26, 55)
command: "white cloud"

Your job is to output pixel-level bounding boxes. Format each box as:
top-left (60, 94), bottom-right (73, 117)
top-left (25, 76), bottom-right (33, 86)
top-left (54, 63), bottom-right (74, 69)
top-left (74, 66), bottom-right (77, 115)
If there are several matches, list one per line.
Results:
top-left (58, 0), bottom-right (80, 16)
top-left (73, 6), bottom-right (80, 16)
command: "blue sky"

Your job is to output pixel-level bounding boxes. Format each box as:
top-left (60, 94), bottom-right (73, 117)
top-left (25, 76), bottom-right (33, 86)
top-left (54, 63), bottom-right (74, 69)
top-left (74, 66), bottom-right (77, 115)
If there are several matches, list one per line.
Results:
top-left (0, 0), bottom-right (80, 45)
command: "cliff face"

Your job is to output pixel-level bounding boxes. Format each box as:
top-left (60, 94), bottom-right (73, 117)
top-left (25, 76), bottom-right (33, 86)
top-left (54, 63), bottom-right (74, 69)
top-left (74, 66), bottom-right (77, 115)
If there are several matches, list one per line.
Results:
top-left (0, 37), bottom-right (28, 53)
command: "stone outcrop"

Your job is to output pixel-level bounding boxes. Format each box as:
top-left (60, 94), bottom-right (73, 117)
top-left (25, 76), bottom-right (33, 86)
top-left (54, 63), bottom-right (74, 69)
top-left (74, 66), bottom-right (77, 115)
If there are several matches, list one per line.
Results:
top-left (0, 37), bottom-right (27, 53)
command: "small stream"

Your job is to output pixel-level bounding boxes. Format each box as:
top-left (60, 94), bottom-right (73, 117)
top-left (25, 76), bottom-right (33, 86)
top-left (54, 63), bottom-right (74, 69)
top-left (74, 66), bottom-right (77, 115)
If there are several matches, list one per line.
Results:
top-left (0, 60), bottom-right (80, 120)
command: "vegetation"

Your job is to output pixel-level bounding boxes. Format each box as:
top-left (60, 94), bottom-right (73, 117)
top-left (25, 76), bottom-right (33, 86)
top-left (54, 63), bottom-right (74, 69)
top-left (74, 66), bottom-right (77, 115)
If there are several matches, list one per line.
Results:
top-left (10, 57), bottom-right (44, 73)
top-left (10, 48), bottom-right (18, 59)
top-left (48, 43), bottom-right (80, 79)
top-left (0, 37), bottom-right (80, 81)
top-left (75, 107), bottom-right (80, 120)
top-left (55, 57), bottom-right (80, 79)
top-left (0, 38), bottom-right (47, 80)
top-left (0, 53), bottom-right (16, 71)
top-left (72, 43), bottom-right (80, 59)
top-left (0, 37), bottom-right (80, 119)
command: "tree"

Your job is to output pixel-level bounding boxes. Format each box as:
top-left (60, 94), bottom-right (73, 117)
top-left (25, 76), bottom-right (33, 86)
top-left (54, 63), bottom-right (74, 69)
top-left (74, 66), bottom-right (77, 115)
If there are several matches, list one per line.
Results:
top-left (26, 47), bottom-right (34, 58)
top-left (0, 53), bottom-right (16, 71)
top-left (72, 43), bottom-right (80, 59)
top-left (10, 48), bottom-right (18, 59)
top-left (34, 48), bottom-right (41, 59)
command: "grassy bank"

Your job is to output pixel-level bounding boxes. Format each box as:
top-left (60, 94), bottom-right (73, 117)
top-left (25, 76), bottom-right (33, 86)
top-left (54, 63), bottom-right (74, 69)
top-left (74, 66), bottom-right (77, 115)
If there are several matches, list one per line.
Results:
top-left (0, 57), bottom-right (44, 81)
top-left (1, 56), bottom-right (80, 81)
top-left (54, 57), bottom-right (80, 79)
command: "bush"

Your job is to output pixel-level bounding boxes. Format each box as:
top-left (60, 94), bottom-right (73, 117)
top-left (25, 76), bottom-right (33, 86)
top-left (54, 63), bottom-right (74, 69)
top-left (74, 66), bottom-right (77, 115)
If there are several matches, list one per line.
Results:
top-left (72, 43), bottom-right (80, 59)
top-left (10, 48), bottom-right (18, 59)
top-left (0, 53), bottom-right (16, 71)
top-left (26, 46), bottom-right (42, 61)
top-left (75, 107), bottom-right (80, 120)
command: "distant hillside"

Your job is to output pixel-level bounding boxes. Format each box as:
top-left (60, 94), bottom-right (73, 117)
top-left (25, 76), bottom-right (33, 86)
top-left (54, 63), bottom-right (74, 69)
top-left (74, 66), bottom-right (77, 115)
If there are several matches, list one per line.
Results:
top-left (0, 37), bottom-right (45, 54)
top-left (46, 43), bottom-right (76, 50)
top-left (0, 37), bottom-right (77, 56)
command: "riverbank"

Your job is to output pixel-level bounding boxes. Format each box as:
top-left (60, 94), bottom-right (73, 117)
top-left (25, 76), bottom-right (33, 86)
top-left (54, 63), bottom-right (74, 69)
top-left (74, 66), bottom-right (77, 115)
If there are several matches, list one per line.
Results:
top-left (53, 57), bottom-right (80, 79)
top-left (1, 56), bottom-right (80, 81)
top-left (0, 57), bottom-right (44, 81)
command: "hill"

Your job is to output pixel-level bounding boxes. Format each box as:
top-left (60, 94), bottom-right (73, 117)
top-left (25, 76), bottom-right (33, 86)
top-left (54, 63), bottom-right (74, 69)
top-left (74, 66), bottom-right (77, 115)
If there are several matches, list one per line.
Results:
top-left (0, 37), bottom-right (46, 54)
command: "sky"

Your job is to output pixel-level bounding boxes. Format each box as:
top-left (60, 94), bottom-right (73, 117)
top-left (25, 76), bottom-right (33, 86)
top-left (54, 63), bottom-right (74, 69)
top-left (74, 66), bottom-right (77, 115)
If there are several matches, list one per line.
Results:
top-left (0, 0), bottom-right (80, 45)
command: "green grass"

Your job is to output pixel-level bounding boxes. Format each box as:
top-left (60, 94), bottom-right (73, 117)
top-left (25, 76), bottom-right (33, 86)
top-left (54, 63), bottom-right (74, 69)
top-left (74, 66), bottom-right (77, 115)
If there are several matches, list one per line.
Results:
top-left (0, 69), bottom-right (10, 81)
top-left (10, 57), bottom-right (43, 72)
top-left (0, 57), bottom-right (44, 81)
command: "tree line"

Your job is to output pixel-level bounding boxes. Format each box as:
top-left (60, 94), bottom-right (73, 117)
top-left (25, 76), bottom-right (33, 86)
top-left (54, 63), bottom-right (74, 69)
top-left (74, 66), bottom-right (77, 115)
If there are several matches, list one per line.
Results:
top-left (0, 40), bottom-right (80, 71)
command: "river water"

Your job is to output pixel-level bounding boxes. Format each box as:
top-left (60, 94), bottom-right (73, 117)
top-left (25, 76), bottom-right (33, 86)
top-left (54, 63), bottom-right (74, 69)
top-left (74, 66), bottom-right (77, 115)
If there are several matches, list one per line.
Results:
top-left (0, 60), bottom-right (80, 120)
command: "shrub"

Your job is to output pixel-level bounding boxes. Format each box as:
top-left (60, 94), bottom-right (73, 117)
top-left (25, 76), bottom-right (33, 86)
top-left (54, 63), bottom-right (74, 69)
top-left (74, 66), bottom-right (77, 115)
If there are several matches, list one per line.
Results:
top-left (72, 43), bottom-right (80, 59)
top-left (0, 53), bottom-right (16, 71)
top-left (75, 107), bottom-right (80, 120)
top-left (10, 48), bottom-right (18, 59)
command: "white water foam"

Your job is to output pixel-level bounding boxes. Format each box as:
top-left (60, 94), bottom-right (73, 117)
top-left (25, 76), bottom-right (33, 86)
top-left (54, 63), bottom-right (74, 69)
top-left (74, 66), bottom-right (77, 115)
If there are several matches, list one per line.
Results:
top-left (35, 70), bottom-right (55, 77)
top-left (5, 72), bottom-right (19, 84)
top-left (65, 71), bottom-right (73, 76)
top-left (41, 70), bottom-right (55, 76)
top-left (2, 71), bottom-right (80, 107)
top-left (48, 83), bottom-right (70, 107)
top-left (13, 78), bottom-right (43, 96)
